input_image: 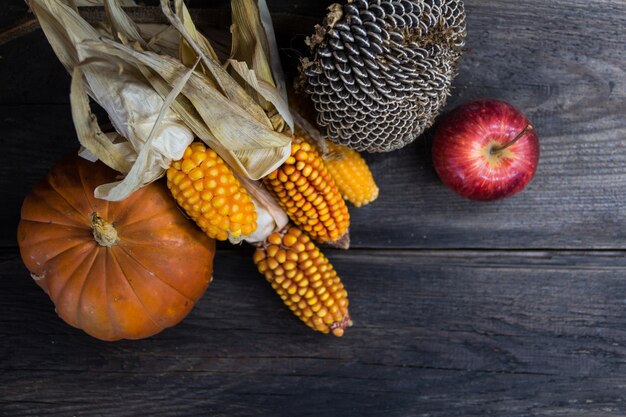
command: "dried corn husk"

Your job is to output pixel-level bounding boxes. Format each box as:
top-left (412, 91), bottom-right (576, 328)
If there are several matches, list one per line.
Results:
top-left (174, 0), bottom-right (220, 75)
top-left (29, 0), bottom-right (291, 202)
top-left (236, 175), bottom-right (289, 244)
top-left (137, 24), bottom-right (179, 57)
top-left (228, 0), bottom-right (293, 133)
top-left (103, 0), bottom-right (146, 48)
top-left (75, 0), bottom-right (136, 6)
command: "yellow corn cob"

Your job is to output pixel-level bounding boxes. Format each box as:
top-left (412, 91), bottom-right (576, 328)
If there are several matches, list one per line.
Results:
top-left (324, 141), bottom-right (379, 207)
top-left (263, 139), bottom-right (350, 245)
top-left (167, 142), bottom-right (258, 241)
top-left (253, 226), bottom-right (351, 336)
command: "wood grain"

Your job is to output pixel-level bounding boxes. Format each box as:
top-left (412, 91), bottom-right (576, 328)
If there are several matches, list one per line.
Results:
top-left (2, 249), bottom-right (626, 416)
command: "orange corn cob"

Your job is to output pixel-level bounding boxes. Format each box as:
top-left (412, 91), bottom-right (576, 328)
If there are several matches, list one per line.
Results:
top-left (253, 226), bottom-right (351, 336)
top-left (167, 142), bottom-right (257, 241)
top-left (263, 139), bottom-right (350, 245)
top-left (322, 141), bottom-right (379, 207)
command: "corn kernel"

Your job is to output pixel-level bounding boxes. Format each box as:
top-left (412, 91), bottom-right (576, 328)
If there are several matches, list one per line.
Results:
top-left (181, 159), bottom-right (196, 174)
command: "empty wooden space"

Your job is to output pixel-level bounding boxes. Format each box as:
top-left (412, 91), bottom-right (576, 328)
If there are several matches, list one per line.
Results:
top-left (1, 0), bottom-right (625, 416)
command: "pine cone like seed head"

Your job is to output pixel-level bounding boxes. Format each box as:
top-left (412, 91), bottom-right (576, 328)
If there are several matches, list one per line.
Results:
top-left (300, 0), bottom-right (467, 152)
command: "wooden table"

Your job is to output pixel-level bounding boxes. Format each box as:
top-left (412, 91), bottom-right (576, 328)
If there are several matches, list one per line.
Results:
top-left (1, 1), bottom-right (625, 415)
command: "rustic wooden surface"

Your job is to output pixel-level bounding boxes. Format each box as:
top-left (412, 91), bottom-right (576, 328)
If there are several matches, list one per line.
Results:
top-left (1, 0), bottom-right (626, 416)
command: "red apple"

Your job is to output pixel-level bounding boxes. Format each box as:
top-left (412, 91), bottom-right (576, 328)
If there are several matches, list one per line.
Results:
top-left (432, 99), bottom-right (539, 201)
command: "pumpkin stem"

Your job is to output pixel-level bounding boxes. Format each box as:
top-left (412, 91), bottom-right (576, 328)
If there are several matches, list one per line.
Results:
top-left (91, 213), bottom-right (118, 247)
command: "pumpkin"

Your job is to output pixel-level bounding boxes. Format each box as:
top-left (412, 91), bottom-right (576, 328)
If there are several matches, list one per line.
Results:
top-left (17, 153), bottom-right (216, 341)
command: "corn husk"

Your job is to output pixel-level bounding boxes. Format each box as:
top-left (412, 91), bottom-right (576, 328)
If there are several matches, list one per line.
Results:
top-left (137, 24), bottom-right (179, 57)
top-left (74, 0), bottom-right (136, 6)
top-left (174, 0), bottom-right (220, 76)
top-left (103, 0), bottom-right (146, 48)
top-left (29, 0), bottom-right (291, 202)
top-left (236, 175), bottom-right (289, 244)
top-left (228, 0), bottom-right (293, 133)
top-left (70, 65), bottom-right (134, 174)
top-left (257, 0), bottom-right (288, 103)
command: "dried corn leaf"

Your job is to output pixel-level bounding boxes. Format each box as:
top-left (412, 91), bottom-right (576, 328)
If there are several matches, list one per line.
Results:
top-left (126, 56), bottom-right (260, 183)
top-left (230, 0), bottom-right (293, 132)
top-left (70, 65), bottom-right (133, 174)
top-left (174, 0), bottom-right (219, 74)
top-left (30, 0), bottom-right (139, 137)
top-left (139, 24), bottom-right (179, 57)
top-left (103, 0), bottom-right (146, 47)
top-left (87, 37), bottom-right (290, 179)
top-left (228, 59), bottom-right (293, 134)
top-left (79, 132), bottom-right (129, 162)
top-left (230, 0), bottom-right (272, 86)
top-left (159, 0), bottom-right (270, 127)
top-left (257, 0), bottom-right (288, 101)
top-left (29, 0), bottom-right (96, 71)
top-left (155, 1), bottom-right (292, 177)
top-left (75, 0), bottom-right (136, 5)
top-left (93, 57), bottom-right (199, 200)
top-left (31, 0), bottom-right (194, 200)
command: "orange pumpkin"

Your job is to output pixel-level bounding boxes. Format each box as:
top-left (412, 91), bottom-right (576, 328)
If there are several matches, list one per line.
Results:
top-left (17, 153), bottom-right (216, 341)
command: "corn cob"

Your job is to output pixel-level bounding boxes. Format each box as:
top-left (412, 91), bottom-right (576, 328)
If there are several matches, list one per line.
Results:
top-left (253, 226), bottom-right (351, 336)
top-left (263, 139), bottom-right (350, 245)
top-left (320, 141), bottom-right (379, 207)
top-left (167, 142), bottom-right (258, 241)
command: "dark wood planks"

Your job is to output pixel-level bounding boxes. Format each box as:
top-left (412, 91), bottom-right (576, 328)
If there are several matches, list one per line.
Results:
top-left (2, 249), bottom-right (626, 416)
top-left (1, 1), bottom-right (625, 248)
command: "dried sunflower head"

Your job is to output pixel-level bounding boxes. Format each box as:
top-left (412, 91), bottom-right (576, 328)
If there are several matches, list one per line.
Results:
top-left (300, 0), bottom-right (466, 152)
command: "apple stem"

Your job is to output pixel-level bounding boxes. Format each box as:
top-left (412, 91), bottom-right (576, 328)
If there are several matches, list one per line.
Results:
top-left (490, 124), bottom-right (534, 155)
